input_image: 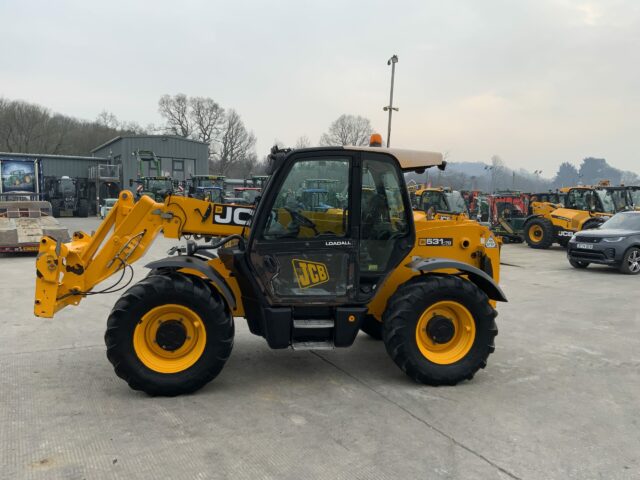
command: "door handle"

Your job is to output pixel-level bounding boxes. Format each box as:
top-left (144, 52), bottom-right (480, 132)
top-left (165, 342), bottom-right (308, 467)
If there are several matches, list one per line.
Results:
top-left (264, 255), bottom-right (278, 273)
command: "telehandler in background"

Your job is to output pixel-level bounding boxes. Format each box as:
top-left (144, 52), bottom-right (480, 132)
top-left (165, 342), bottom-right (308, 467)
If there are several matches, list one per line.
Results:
top-left (414, 186), bottom-right (470, 220)
top-left (523, 183), bottom-right (631, 249)
top-left (34, 138), bottom-right (506, 396)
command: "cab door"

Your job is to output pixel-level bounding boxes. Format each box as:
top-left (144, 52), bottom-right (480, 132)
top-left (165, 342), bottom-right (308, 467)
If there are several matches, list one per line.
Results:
top-left (248, 153), bottom-right (357, 304)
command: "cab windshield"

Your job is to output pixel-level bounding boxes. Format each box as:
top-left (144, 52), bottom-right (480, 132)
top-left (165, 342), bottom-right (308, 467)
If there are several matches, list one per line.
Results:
top-left (59, 179), bottom-right (75, 194)
top-left (444, 191), bottom-right (468, 214)
top-left (196, 178), bottom-right (217, 188)
top-left (238, 189), bottom-right (260, 203)
top-left (565, 188), bottom-right (613, 213)
top-left (595, 189), bottom-right (617, 213)
top-left (145, 179), bottom-right (172, 191)
top-left (420, 191), bottom-right (448, 212)
top-left (601, 212), bottom-right (640, 230)
top-left (628, 188), bottom-right (640, 207)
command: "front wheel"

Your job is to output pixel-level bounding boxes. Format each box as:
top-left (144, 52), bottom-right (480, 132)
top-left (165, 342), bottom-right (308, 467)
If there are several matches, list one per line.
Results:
top-left (524, 217), bottom-right (554, 249)
top-left (105, 273), bottom-right (234, 396)
top-left (619, 247), bottom-right (640, 275)
top-left (383, 276), bottom-right (498, 386)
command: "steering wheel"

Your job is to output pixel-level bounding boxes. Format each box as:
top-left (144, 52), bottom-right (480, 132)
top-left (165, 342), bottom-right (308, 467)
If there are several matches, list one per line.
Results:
top-left (284, 207), bottom-right (317, 231)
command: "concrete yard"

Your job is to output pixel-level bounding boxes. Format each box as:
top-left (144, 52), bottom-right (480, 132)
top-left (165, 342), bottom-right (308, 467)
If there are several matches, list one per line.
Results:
top-left (1, 217), bottom-right (638, 480)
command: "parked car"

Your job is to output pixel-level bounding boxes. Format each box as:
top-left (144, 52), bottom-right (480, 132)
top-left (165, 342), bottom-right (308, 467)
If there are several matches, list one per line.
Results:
top-left (100, 198), bottom-right (118, 219)
top-left (567, 211), bottom-right (640, 274)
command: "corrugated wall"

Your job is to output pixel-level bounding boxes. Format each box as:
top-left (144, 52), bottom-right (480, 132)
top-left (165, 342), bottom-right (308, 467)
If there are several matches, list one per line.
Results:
top-left (92, 136), bottom-right (209, 186)
top-left (40, 158), bottom-right (105, 179)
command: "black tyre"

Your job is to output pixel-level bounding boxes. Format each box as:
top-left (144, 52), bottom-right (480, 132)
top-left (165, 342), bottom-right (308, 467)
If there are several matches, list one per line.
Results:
top-left (619, 247), bottom-right (640, 275)
top-left (76, 199), bottom-right (89, 218)
top-left (569, 259), bottom-right (589, 269)
top-left (51, 201), bottom-right (61, 218)
top-left (382, 276), bottom-right (498, 386)
top-left (524, 217), bottom-right (554, 249)
top-left (558, 238), bottom-right (569, 248)
top-left (105, 273), bottom-right (234, 396)
top-left (360, 315), bottom-right (383, 340)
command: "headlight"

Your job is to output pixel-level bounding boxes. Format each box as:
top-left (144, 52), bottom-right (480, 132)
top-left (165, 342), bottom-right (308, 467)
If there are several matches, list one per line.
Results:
top-left (602, 237), bottom-right (624, 242)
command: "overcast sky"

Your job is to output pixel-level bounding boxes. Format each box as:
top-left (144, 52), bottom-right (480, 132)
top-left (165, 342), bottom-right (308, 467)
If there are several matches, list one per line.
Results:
top-left (1, 0), bottom-right (638, 174)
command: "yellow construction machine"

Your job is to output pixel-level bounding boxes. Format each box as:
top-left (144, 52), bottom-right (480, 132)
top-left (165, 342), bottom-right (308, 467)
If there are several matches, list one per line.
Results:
top-left (524, 184), bottom-right (630, 249)
top-left (414, 186), bottom-right (470, 221)
top-left (34, 141), bottom-right (505, 396)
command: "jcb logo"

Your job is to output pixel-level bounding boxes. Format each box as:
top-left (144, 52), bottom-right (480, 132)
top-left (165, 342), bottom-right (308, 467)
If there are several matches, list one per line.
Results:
top-left (213, 205), bottom-right (253, 226)
top-left (292, 259), bottom-right (329, 289)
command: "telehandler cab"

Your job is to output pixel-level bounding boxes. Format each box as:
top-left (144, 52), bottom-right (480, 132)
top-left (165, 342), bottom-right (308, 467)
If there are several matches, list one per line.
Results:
top-left (34, 141), bottom-right (506, 396)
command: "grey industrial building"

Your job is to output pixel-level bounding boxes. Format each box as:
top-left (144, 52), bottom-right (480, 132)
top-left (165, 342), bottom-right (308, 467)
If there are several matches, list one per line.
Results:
top-left (1, 135), bottom-right (208, 184)
top-left (91, 135), bottom-right (209, 185)
top-left (1, 135), bottom-right (209, 215)
top-left (1, 135), bottom-right (209, 185)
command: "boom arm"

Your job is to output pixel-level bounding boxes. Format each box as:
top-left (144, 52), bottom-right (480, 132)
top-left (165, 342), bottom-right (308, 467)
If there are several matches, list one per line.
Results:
top-left (34, 191), bottom-right (247, 318)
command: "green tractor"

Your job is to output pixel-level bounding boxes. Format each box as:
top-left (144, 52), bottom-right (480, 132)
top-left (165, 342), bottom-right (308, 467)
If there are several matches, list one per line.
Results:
top-left (131, 150), bottom-right (174, 201)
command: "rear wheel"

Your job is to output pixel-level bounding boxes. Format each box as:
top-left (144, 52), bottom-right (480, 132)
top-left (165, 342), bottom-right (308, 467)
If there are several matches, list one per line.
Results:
top-left (382, 276), bottom-right (498, 386)
top-left (619, 247), bottom-right (640, 275)
top-left (76, 199), bottom-right (89, 217)
top-left (105, 273), bottom-right (234, 396)
top-left (524, 218), bottom-right (554, 249)
top-left (569, 259), bottom-right (589, 269)
top-left (51, 201), bottom-right (61, 218)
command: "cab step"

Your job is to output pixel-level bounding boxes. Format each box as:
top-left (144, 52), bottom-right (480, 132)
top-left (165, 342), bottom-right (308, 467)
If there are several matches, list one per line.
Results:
top-left (293, 319), bottom-right (334, 329)
top-left (291, 341), bottom-right (334, 351)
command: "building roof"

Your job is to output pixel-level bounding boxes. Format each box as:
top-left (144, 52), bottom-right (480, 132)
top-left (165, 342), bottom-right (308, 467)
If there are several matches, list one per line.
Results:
top-left (0, 152), bottom-right (107, 161)
top-left (91, 135), bottom-right (209, 153)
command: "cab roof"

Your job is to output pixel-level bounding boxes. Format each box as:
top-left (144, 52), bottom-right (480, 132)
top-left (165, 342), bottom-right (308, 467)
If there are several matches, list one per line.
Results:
top-left (344, 146), bottom-right (444, 171)
top-left (268, 145), bottom-right (445, 176)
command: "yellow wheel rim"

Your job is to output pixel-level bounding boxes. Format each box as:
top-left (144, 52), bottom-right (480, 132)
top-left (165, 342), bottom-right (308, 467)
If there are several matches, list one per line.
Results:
top-left (133, 304), bottom-right (207, 374)
top-left (415, 301), bottom-right (476, 365)
top-left (529, 224), bottom-right (543, 243)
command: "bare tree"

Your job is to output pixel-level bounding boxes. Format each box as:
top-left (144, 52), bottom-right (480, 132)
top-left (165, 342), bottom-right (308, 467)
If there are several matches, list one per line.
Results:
top-left (212, 110), bottom-right (257, 175)
top-left (158, 94), bottom-right (192, 137)
top-left (294, 135), bottom-right (311, 149)
top-left (96, 110), bottom-right (120, 129)
top-left (319, 114), bottom-right (374, 146)
top-left (189, 97), bottom-right (224, 145)
top-left (0, 100), bottom-right (60, 153)
top-left (0, 97), bottom-right (146, 155)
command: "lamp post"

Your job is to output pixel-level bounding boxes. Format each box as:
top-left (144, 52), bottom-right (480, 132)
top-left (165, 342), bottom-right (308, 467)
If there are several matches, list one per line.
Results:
top-left (383, 55), bottom-right (399, 147)
top-left (534, 170), bottom-right (543, 189)
top-left (484, 165), bottom-right (494, 193)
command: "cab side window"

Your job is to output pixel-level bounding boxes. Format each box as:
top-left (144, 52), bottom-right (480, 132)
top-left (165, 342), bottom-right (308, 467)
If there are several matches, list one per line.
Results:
top-left (359, 157), bottom-right (409, 273)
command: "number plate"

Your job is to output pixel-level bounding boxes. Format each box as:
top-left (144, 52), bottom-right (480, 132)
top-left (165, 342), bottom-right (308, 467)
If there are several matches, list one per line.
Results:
top-left (576, 243), bottom-right (593, 249)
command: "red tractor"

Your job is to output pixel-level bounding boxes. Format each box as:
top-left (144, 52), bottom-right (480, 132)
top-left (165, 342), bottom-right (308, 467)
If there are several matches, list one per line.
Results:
top-left (487, 191), bottom-right (529, 243)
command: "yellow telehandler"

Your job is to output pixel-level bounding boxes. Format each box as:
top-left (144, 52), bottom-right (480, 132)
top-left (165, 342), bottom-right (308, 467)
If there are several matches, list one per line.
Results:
top-left (34, 141), bottom-right (506, 396)
top-left (524, 185), bottom-right (630, 249)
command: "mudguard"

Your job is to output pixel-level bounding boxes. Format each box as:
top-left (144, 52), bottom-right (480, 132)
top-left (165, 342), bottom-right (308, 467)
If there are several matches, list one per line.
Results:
top-left (407, 257), bottom-right (507, 302)
top-left (145, 255), bottom-right (237, 310)
top-left (522, 214), bottom-right (540, 226)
